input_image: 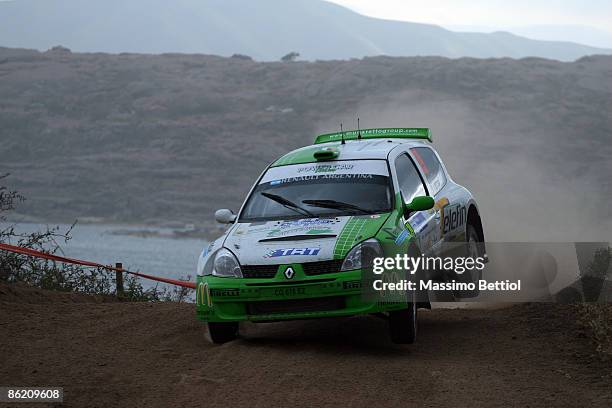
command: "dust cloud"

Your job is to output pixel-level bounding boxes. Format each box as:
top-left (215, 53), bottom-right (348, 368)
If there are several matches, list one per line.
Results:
top-left (317, 90), bottom-right (612, 242)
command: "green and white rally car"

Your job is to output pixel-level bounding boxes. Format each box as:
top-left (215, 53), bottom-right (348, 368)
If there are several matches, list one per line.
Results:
top-left (196, 128), bottom-right (485, 344)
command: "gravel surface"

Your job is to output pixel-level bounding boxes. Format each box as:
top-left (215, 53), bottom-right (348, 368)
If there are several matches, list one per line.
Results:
top-left (1, 283), bottom-right (610, 407)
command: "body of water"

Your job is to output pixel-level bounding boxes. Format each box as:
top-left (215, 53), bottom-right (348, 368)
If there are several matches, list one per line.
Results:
top-left (2, 222), bottom-right (209, 289)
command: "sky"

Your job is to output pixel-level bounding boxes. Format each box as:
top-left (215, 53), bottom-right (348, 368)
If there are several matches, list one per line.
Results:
top-left (326, 0), bottom-right (612, 48)
top-left (0, 0), bottom-right (609, 47)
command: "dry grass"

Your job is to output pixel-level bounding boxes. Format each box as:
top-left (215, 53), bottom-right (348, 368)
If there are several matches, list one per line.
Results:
top-left (577, 304), bottom-right (612, 360)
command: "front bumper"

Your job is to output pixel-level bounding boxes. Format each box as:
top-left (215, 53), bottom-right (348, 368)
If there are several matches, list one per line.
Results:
top-left (196, 270), bottom-right (407, 322)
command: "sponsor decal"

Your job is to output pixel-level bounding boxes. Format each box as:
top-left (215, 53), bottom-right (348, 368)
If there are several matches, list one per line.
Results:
top-left (433, 197), bottom-right (450, 236)
top-left (262, 160), bottom-right (389, 183)
top-left (266, 227), bottom-right (298, 237)
top-left (326, 174), bottom-right (374, 179)
top-left (405, 222), bottom-right (416, 236)
top-left (394, 228), bottom-right (412, 245)
top-left (307, 228), bottom-right (334, 234)
top-left (283, 267), bottom-right (295, 279)
top-left (243, 218), bottom-right (340, 237)
top-left (266, 174), bottom-right (374, 186)
top-left (442, 204), bottom-right (466, 234)
top-left (244, 225), bottom-right (273, 235)
top-left (382, 225), bottom-right (404, 242)
top-left (265, 247), bottom-right (321, 258)
top-left (409, 212), bottom-right (428, 232)
top-left (278, 218), bottom-right (339, 229)
top-left (434, 197), bottom-right (449, 212)
top-left (266, 226), bottom-right (335, 238)
top-left (274, 287), bottom-right (305, 296)
top-left (343, 280), bottom-right (361, 290)
top-left (297, 163), bottom-right (355, 174)
top-left (210, 288), bottom-right (240, 297)
top-left (197, 282), bottom-right (213, 308)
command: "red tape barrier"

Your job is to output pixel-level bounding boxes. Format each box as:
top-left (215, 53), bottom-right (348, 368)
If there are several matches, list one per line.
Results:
top-left (0, 242), bottom-right (196, 289)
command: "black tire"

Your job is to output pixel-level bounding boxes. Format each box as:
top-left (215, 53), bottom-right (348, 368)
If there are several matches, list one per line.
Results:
top-left (453, 224), bottom-right (482, 298)
top-left (389, 301), bottom-right (417, 344)
top-left (208, 322), bottom-right (239, 344)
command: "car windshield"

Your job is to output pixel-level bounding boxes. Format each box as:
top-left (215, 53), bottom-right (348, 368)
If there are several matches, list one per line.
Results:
top-left (240, 160), bottom-right (393, 221)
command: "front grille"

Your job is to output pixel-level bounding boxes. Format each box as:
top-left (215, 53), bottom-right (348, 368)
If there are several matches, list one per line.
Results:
top-left (242, 264), bottom-right (278, 279)
top-left (246, 296), bottom-right (345, 315)
top-left (241, 259), bottom-right (344, 279)
top-left (302, 259), bottom-right (344, 276)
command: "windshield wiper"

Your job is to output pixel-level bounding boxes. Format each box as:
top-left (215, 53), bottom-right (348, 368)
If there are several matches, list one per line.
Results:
top-left (261, 192), bottom-right (314, 217)
top-left (302, 199), bottom-right (377, 215)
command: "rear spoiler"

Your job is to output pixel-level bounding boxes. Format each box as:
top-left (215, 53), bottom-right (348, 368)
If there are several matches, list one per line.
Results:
top-left (314, 128), bottom-right (432, 144)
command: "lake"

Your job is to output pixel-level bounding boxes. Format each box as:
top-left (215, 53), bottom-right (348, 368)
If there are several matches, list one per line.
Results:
top-left (1, 222), bottom-right (209, 290)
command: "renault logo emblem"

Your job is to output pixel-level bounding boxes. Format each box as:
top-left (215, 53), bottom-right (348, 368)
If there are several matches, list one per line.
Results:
top-left (284, 267), bottom-right (295, 279)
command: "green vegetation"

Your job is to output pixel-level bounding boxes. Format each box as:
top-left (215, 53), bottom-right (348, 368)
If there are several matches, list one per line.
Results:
top-left (281, 51), bottom-right (300, 62)
top-left (573, 247), bottom-right (612, 360)
top-left (578, 304), bottom-right (612, 360)
top-left (0, 174), bottom-right (190, 301)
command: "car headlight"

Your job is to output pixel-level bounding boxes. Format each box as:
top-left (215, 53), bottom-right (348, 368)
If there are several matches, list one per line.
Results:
top-left (202, 248), bottom-right (243, 278)
top-left (341, 239), bottom-right (383, 271)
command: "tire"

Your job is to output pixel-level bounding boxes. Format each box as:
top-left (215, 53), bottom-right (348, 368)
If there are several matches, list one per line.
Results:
top-left (208, 322), bottom-right (239, 344)
top-left (389, 300), bottom-right (417, 344)
top-left (453, 224), bottom-right (482, 298)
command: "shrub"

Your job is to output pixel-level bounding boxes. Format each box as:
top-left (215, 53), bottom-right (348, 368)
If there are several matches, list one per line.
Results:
top-left (575, 247), bottom-right (612, 360)
top-left (0, 174), bottom-right (188, 302)
top-left (231, 53), bottom-right (253, 61)
top-left (281, 52), bottom-right (300, 62)
top-left (577, 304), bottom-right (612, 360)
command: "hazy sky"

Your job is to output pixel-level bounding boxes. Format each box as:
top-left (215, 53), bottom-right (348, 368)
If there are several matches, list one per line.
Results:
top-left (0, 0), bottom-right (610, 47)
top-left (326, 0), bottom-right (612, 48)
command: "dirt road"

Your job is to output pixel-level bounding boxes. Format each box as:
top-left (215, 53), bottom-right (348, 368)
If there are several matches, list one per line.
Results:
top-left (1, 283), bottom-right (610, 408)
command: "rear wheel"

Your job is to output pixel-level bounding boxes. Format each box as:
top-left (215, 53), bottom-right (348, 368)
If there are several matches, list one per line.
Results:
top-left (389, 300), bottom-right (417, 344)
top-left (208, 322), bottom-right (239, 344)
top-left (453, 224), bottom-right (482, 298)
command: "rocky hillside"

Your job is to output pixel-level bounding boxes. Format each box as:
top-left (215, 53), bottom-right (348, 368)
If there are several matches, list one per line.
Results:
top-left (1, 47), bottom-right (611, 241)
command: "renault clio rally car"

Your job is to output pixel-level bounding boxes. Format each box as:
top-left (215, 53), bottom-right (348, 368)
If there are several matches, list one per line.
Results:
top-left (196, 128), bottom-right (485, 344)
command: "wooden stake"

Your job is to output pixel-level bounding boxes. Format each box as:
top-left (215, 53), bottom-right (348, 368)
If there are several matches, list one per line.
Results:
top-left (115, 262), bottom-right (124, 297)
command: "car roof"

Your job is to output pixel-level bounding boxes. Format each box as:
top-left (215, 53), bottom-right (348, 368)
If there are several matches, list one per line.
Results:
top-left (271, 138), bottom-right (432, 167)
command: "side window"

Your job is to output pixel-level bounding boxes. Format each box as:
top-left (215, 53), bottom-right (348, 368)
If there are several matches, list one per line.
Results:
top-left (410, 147), bottom-right (447, 195)
top-left (394, 154), bottom-right (427, 203)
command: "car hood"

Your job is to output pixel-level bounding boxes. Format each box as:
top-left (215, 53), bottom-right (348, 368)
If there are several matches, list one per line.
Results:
top-left (224, 215), bottom-right (389, 265)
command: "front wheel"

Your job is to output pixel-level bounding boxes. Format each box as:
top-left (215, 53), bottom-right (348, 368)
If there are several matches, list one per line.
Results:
top-left (389, 301), bottom-right (417, 344)
top-left (208, 322), bottom-right (239, 344)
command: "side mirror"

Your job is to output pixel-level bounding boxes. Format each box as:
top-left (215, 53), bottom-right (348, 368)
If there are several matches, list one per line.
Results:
top-left (404, 196), bottom-right (435, 217)
top-left (214, 209), bottom-right (236, 224)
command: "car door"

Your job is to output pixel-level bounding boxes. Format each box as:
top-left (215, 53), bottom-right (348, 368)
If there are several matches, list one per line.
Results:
top-left (393, 152), bottom-right (438, 255)
top-left (408, 146), bottom-right (466, 252)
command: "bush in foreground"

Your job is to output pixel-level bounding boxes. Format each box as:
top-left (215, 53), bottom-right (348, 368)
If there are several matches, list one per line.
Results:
top-left (0, 174), bottom-right (189, 302)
